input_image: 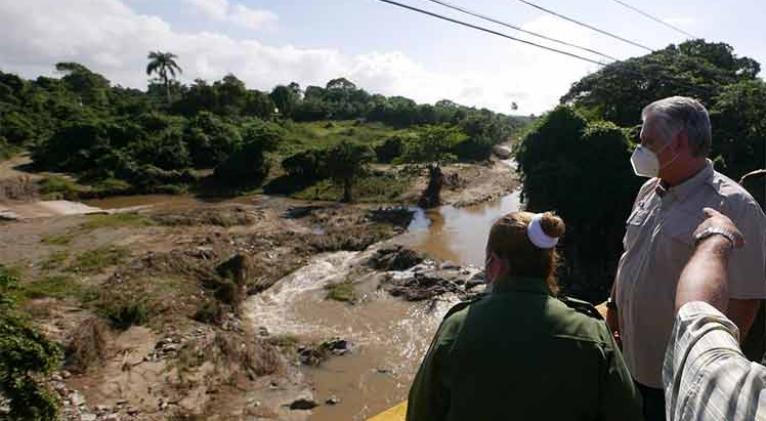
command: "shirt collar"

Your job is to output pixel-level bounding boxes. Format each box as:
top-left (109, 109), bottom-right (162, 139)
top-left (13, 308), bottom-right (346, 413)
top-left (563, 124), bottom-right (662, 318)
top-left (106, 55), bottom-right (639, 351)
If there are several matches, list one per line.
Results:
top-left (491, 276), bottom-right (551, 296)
top-left (657, 159), bottom-right (714, 202)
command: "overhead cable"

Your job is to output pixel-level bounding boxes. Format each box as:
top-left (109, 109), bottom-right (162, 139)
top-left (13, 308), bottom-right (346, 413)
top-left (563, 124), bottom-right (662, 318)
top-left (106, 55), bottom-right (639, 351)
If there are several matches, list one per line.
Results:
top-left (608, 0), bottom-right (698, 39)
top-left (376, 0), bottom-right (607, 66)
top-left (423, 0), bottom-right (619, 61)
top-left (513, 0), bottom-right (653, 52)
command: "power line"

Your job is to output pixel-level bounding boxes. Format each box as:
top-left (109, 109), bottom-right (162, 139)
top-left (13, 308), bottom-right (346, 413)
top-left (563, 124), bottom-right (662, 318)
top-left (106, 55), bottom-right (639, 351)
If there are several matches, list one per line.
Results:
top-left (513, 0), bottom-right (653, 52)
top-left (608, 0), bottom-right (698, 39)
top-left (375, 0), bottom-right (608, 66)
top-left (422, 0), bottom-right (619, 61)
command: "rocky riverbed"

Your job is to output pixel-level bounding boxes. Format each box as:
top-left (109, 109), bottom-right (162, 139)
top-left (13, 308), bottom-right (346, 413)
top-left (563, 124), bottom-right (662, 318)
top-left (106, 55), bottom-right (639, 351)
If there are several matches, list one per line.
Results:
top-left (0, 161), bottom-right (516, 420)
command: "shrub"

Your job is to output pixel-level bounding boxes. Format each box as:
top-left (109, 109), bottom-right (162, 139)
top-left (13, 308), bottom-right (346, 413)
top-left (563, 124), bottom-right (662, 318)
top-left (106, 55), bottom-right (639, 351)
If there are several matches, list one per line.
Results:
top-left (65, 317), bottom-right (109, 373)
top-left (100, 298), bottom-right (149, 330)
top-left (0, 266), bottom-right (62, 419)
top-left (375, 135), bottom-right (405, 163)
top-left (324, 280), bottom-right (356, 303)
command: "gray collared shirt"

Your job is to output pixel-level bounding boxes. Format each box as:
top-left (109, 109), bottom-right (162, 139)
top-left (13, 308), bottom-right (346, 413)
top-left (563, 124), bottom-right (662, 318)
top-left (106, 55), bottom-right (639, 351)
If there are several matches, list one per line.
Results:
top-left (664, 301), bottom-right (766, 421)
top-left (615, 160), bottom-right (766, 387)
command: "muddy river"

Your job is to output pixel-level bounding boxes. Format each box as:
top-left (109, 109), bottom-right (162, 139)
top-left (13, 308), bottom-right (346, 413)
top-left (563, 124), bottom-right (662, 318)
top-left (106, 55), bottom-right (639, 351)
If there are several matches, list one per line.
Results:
top-left (243, 191), bottom-right (523, 420)
top-left (87, 189), bottom-right (523, 420)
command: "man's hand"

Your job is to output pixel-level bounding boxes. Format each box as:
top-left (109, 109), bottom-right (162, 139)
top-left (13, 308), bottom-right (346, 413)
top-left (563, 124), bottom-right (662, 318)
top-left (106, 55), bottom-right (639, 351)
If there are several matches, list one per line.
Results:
top-left (675, 208), bottom-right (744, 314)
top-left (693, 208), bottom-right (745, 249)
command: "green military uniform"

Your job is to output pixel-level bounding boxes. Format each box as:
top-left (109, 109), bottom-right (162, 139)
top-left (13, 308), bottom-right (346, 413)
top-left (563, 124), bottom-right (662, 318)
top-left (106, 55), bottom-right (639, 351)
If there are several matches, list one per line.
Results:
top-left (407, 276), bottom-right (643, 421)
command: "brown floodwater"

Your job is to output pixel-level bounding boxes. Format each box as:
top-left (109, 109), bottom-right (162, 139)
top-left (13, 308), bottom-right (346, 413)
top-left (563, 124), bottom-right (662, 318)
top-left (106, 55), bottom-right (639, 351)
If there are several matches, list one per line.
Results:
top-left (400, 190), bottom-right (523, 267)
top-left (84, 187), bottom-right (524, 419)
top-left (244, 190), bottom-right (523, 420)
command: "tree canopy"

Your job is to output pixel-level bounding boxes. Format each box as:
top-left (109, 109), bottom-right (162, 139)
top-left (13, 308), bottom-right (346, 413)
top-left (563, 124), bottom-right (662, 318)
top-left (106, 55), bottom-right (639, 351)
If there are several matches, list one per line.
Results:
top-left (520, 39), bottom-right (766, 301)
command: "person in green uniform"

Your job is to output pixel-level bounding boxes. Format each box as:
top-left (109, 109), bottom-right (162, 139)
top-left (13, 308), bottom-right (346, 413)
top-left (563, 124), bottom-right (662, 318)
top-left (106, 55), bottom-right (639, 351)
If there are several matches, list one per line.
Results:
top-left (407, 211), bottom-right (643, 421)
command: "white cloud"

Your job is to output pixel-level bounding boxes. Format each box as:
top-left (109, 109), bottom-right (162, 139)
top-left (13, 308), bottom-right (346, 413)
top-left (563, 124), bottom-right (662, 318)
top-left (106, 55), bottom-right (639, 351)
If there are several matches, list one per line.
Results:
top-left (185, 0), bottom-right (228, 20)
top-left (0, 0), bottom-right (598, 114)
top-left (183, 0), bottom-right (277, 30)
top-left (229, 4), bottom-right (277, 30)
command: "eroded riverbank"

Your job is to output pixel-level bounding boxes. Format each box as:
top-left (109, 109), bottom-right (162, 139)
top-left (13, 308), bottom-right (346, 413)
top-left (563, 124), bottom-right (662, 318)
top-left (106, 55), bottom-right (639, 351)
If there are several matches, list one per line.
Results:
top-left (0, 160), bottom-right (519, 420)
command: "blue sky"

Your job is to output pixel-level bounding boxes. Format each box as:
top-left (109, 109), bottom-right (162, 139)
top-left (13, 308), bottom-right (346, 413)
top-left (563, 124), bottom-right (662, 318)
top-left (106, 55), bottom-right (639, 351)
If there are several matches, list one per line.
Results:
top-left (1, 0), bottom-right (763, 114)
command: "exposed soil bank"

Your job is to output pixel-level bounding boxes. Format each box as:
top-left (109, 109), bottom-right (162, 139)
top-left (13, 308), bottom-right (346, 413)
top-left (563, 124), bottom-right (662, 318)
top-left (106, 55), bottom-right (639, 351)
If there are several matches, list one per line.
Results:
top-left (0, 160), bottom-right (517, 420)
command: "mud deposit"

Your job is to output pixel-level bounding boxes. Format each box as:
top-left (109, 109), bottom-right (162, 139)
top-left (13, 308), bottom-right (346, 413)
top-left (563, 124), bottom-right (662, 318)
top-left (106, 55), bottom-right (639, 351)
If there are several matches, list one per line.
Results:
top-left (0, 161), bottom-right (519, 420)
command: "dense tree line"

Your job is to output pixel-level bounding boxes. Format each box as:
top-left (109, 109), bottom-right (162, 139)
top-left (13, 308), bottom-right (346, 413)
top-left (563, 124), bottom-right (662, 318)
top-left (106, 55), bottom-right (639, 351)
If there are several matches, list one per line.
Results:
top-left (0, 57), bottom-right (525, 198)
top-left (520, 39), bottom-right (766, 301)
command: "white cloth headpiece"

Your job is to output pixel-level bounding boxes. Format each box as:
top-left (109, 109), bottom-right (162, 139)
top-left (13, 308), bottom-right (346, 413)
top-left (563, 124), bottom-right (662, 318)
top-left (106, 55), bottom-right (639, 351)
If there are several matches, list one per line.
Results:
top-left (527, 213), bottom-right (559, 249)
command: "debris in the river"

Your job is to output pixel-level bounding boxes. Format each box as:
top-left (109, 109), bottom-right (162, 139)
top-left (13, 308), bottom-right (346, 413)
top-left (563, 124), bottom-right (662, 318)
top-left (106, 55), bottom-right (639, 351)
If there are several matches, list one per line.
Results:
top-left (367, 245), bottom-right (424, 271)
top-left (418, 163), bottom-right (445, 209)
top-left (325, 396), bottom-right (341, 405)
top-left (288, 398), bottom-right (319, 410)
top-left (298, 337), bottom-right (354, 366)
top-left (383, 267), bottom-right (479, 301)
top-left (283, 205), bottom-right (324, 219)
top-left (367, 206), bottom-right (415, 227)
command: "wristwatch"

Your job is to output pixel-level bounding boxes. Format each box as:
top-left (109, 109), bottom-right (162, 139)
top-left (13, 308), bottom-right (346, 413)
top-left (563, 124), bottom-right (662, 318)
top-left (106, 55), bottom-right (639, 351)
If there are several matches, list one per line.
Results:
top-left (693, 226), bottom-right (738, 248)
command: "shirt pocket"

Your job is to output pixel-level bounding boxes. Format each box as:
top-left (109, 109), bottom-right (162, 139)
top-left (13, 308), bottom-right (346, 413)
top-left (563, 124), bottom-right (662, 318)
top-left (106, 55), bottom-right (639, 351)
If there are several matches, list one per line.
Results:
top-left (659, 210), bottom-right (705, 265)
top-left (624, 208), bottom-right (651, 250)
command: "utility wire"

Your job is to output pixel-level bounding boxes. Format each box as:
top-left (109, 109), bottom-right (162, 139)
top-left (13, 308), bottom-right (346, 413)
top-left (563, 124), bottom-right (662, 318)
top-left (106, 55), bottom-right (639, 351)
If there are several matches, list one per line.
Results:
top-left (423, 0), bottom-right (619, 61)
top-left (608, 0), bottom-right (698, 39)
top-left (376, 0), bottom-right (608, 66)
top-left (375, 0), bottom-right (708, 96)
top-left (513, 0), bottom-right (653, 52)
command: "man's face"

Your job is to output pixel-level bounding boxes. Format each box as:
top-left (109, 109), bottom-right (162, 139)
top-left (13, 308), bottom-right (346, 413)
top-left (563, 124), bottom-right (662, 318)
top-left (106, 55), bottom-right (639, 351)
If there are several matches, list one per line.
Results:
top-left (640, 114), bottom-right (683, 168)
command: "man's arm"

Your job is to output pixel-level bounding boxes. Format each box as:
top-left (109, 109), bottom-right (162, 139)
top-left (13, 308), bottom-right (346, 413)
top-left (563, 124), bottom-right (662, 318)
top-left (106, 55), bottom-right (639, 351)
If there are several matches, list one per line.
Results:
top-left (675, 207), bottom-right (745, 313)
top-left (727, 299), bottom-right (759, 339)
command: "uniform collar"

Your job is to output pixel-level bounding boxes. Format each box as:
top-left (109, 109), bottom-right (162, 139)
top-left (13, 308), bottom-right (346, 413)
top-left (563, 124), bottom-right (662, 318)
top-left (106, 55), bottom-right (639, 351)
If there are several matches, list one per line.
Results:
top-left (491, 276), bottom-right (551, 296)
top-left (656, 159), bottom-right (714, 202)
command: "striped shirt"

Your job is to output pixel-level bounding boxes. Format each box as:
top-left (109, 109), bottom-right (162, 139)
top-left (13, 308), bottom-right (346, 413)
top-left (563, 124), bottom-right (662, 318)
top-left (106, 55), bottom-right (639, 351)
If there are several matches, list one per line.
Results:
top-left (664, 301), bottom-right (766, 421)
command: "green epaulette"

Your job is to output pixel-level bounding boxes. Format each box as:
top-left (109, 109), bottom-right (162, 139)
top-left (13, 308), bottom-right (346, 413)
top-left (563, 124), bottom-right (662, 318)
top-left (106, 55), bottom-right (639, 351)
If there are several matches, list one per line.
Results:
top-left (558, 295), bottom-right (603, 320)
top-left (442, 293), bottom-right (486, 320)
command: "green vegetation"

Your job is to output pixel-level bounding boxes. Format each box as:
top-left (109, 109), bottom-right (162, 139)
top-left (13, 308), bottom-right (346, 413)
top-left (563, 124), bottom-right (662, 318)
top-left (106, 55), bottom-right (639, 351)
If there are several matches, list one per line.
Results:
top-left (324, 280), bottom-right (357, 303)
top-left (41, 232), bottom-right (75, 246)
top-left (68, 246), bottom-right (130, 274)
top-left (0, 265), bottom-right (62, 420)
top-left (19, 275), bottom-right (83, 300)
top-left (99, 296), bottom-right (149, 330)
top-left (520, 39), bottom-right (766, 302)
top-left (0, 54), bottom-right (526, 202)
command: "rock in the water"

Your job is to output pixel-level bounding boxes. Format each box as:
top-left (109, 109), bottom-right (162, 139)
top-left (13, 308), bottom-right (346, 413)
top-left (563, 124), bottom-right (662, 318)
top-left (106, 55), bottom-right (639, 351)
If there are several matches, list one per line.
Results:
top-left (492, 144), bottom-right (512, 159)
top-left (322, 338), bottom-right (353, 356)
top-left (325, 396), bottom-right (341, 405)
top-left (216, 253), bottom-right (253, 285)
top-left (289, 398), bottom-right (318, 410)
top-left (368, 207), bottom-right (415, 228)
top-left (368, 246), bottom-right (424, 271)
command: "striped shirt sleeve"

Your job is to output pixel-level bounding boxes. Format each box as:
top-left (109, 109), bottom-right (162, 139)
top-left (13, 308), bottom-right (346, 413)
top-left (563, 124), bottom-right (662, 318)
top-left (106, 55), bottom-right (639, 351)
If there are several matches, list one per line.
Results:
top-left (663, 301), bottom-right (766, 421)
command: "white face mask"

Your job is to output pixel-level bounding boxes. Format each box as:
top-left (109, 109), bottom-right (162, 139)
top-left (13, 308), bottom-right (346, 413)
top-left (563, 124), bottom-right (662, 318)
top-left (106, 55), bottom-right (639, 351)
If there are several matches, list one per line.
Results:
top-left (630, 145), bottom-right (660, 177)
top-left (630, 143), bottom-right (677, 178)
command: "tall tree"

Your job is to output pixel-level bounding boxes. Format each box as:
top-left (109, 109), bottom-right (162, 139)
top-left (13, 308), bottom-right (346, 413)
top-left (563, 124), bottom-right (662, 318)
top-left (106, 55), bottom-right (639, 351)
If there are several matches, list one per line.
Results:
top-left (325, 140), bottom-right (374, 202)
top-left (146, 51), bottom-right (182, 105)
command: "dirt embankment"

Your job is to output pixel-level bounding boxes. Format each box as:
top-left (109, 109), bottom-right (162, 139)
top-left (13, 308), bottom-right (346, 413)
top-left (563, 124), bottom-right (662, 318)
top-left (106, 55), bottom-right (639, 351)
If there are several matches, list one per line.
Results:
top-left (0, 198), bottom-right (428, 420)
top-left (401, 160), bottom-right (518, 207)
top-left (0, 158), bottom-right (513, 419)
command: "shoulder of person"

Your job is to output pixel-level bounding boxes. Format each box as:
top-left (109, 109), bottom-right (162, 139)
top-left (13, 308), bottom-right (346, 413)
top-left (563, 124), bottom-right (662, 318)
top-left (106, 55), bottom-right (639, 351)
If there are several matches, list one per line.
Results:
top-left (557, 295), bottom-right (604, 321)
top-left (442, 293), bottom-right (485, 321)
top-left (637, 178), bottom-right (660, 201)
top-left (712, 171), bottom-right (766, 220)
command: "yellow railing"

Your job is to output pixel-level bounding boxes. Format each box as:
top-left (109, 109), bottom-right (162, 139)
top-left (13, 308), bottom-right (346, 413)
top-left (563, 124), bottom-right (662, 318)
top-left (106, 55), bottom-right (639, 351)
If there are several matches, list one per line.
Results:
top-left (367, 401), bottom-right (407, 421)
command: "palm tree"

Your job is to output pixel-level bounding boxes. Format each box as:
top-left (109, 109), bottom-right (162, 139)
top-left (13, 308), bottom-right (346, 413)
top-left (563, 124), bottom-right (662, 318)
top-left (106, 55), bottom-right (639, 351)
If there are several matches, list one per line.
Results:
top-left (146, 51), bottom-right (182, 105)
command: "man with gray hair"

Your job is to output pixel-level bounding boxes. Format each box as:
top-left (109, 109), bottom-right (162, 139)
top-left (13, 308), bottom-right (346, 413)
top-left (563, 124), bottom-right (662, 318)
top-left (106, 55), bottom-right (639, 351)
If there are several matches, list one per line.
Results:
top-left (605, 96), bottom-right (766, 421)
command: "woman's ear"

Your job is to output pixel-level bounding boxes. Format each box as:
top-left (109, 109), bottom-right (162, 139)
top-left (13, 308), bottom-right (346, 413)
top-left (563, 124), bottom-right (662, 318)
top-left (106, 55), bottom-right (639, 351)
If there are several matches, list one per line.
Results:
top-left (485, 252), bottom-right (507, 284)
